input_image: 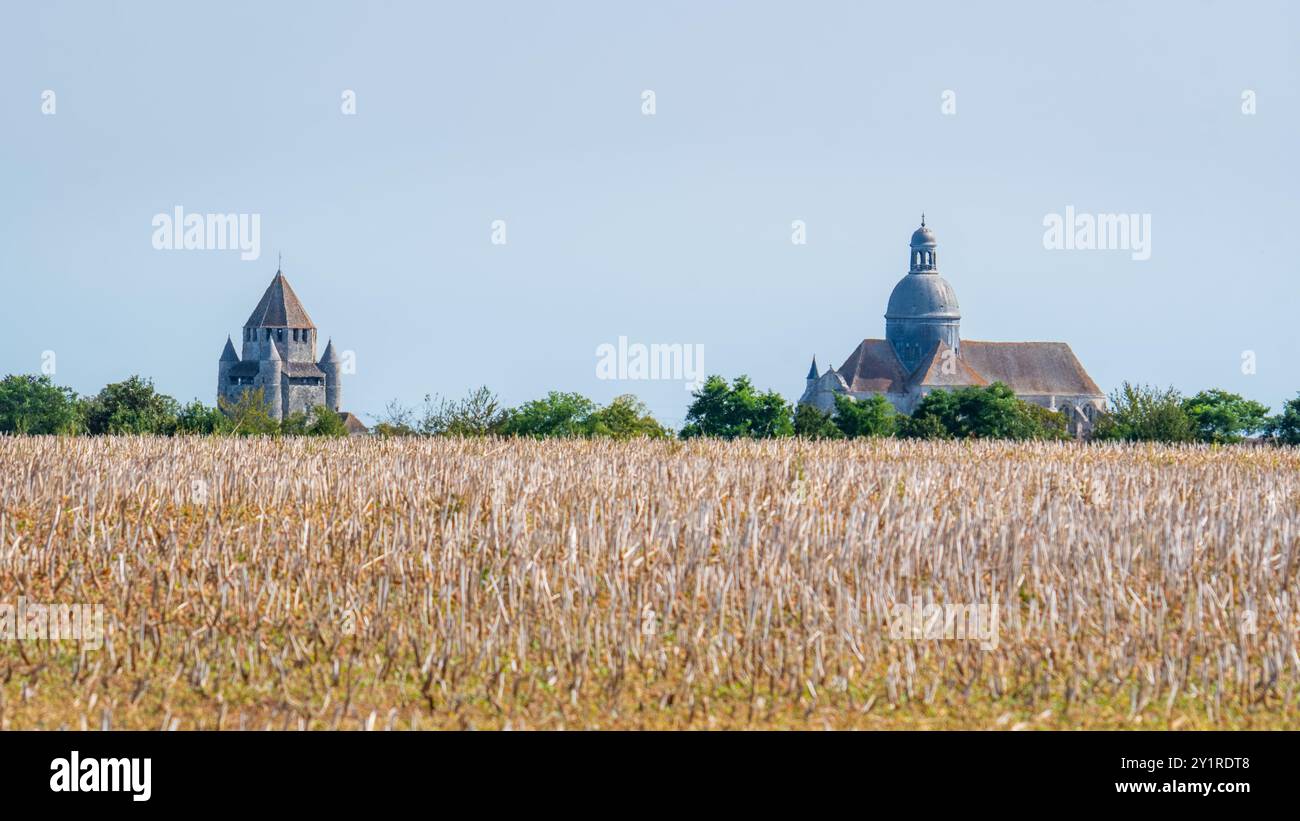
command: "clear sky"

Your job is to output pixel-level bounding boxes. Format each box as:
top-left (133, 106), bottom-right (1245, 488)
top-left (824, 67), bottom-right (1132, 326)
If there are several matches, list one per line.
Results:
top-left (2, 1), bottom-right (1296, 427)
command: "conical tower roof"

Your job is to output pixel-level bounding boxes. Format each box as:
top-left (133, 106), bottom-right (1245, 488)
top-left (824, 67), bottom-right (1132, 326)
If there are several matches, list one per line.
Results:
top-left (265, 336), bottom-right (282, 361)
top-left (319, 338), bottom-right (340, 363)
top-left (245, 270), bottom-right (315, 328)
top-left (806, 356), bottom-right (818, 379)
top-left (220, 336), bottom-right (239, 362)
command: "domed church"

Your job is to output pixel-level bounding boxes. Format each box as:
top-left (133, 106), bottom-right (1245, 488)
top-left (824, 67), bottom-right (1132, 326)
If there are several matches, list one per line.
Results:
top-left (800, 218), bottom-right (1105, 436)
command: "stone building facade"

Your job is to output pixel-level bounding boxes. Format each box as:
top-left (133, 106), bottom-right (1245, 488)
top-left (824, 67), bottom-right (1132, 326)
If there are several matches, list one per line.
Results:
top-left (800, 219), bottom-right (1106, 436)
top-left (217, 269), bottom-right (346, 421)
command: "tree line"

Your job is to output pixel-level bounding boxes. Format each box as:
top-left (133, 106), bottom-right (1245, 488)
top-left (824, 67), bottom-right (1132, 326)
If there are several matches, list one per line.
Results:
top-left (2, 371), bottom-right (1299, 445)
top-left (0, 375), bottom-right (347, 436)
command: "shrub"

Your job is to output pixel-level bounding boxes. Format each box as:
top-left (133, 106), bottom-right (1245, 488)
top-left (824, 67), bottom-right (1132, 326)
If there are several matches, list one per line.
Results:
top-left (583, 395), bottom-right (672, 439)
top-left (793, 402), bottom-right (843, 439)
top-left (1091, 382), bottom-right (1194, 443)
top-left (218, 388), bottom-right (280, 436)
top-left (1266, 394), bottom-right (1300, 446)
top-left (499, 392), bottom-right (597, 438)
top-left (832, 393), bottom-right (896, 438)
top-left (176, 400), bottom-right (229, 435)
top-left (0, 374), bottom-right (82, 434)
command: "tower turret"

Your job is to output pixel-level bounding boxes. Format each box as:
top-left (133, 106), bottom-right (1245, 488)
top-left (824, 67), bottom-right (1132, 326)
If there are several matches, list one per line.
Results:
top-left (885, 216), bottom-right (961, 372)
top-left (319, 338), bottom-right (343, 412)
top-left (261, 333), bottom-right (283, 420)
top-left (218, 336), bottom-right (239, 404)
top-left (806, 356), bottom-right (819, 392)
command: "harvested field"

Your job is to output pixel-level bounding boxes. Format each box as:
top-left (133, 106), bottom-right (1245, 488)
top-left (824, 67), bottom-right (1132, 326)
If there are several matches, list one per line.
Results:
top-left (1, 435), bottom-right (1297, 729)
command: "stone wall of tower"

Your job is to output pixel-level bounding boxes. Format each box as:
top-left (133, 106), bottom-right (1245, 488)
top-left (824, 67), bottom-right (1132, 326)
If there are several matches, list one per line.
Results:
top-left (284, 381), bottom-right (328, 417)
top-left (323, 363), bottom-right (342, 411)
top-left (217, 360), bottom-right (235, 406)
top-left (258, 361), bottom-right (283, 420)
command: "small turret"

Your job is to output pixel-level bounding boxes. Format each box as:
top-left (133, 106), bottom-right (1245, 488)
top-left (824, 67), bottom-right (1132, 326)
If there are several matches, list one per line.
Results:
top-left (319, 338), bottom-right (343, 412)
top-left (806, 356), bottom-right (819, 391)
top-left (218, 336), bottom-right (240, 407)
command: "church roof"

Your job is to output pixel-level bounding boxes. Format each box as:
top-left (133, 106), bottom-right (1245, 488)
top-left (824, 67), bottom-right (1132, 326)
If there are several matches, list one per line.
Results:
top-left (837, 339), bottom-right (912, 393)
top-left (806, 356), bottom-right (818, 379)
top-left (338, 412), bottom-right (369, 435)
top-left (245, 271), bottom-right (316, 329)
top-left (835, 338), bottom-right (1103, 398)
top-left (228, 361), bottom-right (260, 378)
top-left (959, 341), bottom-right (1103, 397)
top-left (283, 362), bottom-right (324, 378)
top-left (907, 340), bottom-right (988, 389)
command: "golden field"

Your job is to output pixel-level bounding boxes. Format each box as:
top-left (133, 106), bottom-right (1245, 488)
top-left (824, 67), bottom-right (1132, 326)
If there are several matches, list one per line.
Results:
top-left (1, 435), bottom-right (1297, 730)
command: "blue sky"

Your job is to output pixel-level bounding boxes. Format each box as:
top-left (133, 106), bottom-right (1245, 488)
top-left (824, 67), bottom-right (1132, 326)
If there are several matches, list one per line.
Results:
top-left (2, 1), bottom-right (1296, 427)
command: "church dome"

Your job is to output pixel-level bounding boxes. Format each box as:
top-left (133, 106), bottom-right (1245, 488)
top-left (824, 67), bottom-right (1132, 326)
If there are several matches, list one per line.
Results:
top-left (910, 225), bottom-right (937, 247)
top-left (885, 272), bottom-right (960, 319)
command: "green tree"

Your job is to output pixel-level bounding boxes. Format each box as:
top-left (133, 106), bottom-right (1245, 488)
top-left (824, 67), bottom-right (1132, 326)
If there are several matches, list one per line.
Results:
top-left (1091, 382), bottom-right (1194, 443)
top-left (218, 388), bottom-right (280, 436)
top-left (499, 392), bottom-right (598, 438)
top-left (793, 402), bottom-right (843, 439)
top-left (306, 405), bottom-right (349, 437)
top-left (898, 389), bottom-right (958, 439)
top-left (419, 386), bottom-right (508, 436)
top-left (832, 393), bottom-right (896, 438)
top-left (583, 395), bottom-right (672, 439)
top-left (175, 399), bottom-right (229, 435)
top-left (898, 383), bottom-right (1058, 440)
top-left (83, 376), bottom-right (179, 435)
top-left (1021, 402), bottom-right (1070, 440)
top-left (0, 374), bottom-right (82, 434)
top-left (679, 375), bottom-right (793, 439)
top-left (1266, 394), bottom-right (1300, 446)
top-left (1181, 389), bottom-right (1270, 444)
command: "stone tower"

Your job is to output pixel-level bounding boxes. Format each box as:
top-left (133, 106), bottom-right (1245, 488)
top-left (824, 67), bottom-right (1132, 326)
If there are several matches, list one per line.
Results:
top-left (884, 216), bottom-right (961, 372)
top-left (319, 339), bottom-right (343, 412)
top-left (217, 268), bottom-right (339, 421)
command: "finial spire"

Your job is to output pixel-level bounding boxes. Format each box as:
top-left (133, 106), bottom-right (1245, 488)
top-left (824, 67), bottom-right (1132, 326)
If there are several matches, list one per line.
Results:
top-left (921, 212), bottom-right (925, 227)
top-left (278, 252), bottom-right (282, 272)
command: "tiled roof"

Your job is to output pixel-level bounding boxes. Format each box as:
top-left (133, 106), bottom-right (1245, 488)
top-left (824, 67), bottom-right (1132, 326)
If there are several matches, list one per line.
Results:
top-left (959, 341), bottom-right (1103, 397)
top-left (907, 341), bottom-right (988, 389)
top-left (338, 412), bottom-right (369, 434)
top-left (834, 338), bottom-right (1104, 398)
top-left (283, 362), bottom-right (325, 378)
top-left (836, 339), bottom-right (911, 393)
top-left (245, 271), bottom-right (316, 328)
